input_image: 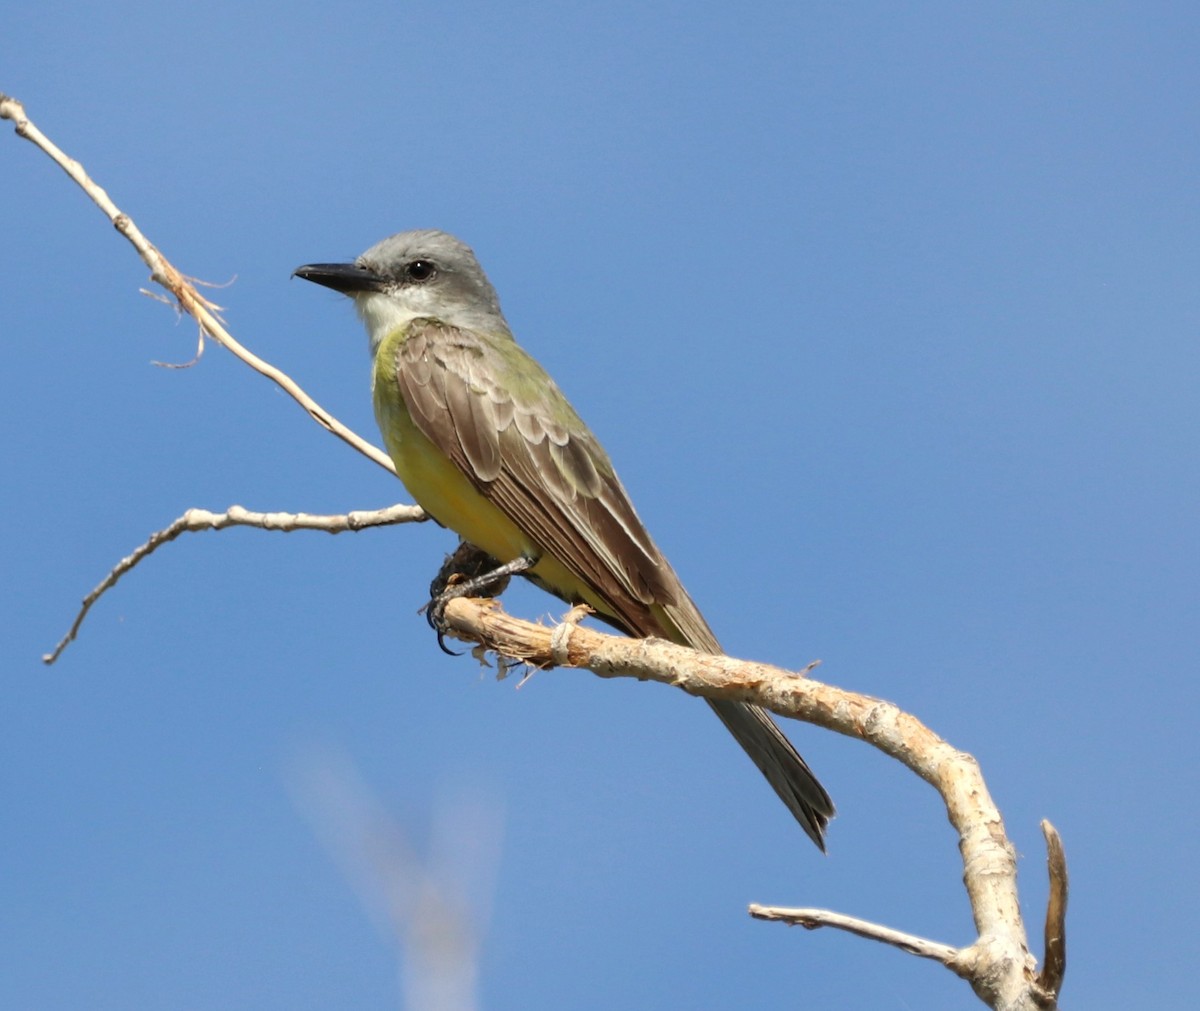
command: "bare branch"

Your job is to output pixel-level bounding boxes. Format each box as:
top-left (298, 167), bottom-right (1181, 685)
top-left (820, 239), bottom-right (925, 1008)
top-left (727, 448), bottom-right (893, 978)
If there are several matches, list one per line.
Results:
top-left (0, 92), bottom-right (399, 477)
top-left (747, 905), bottom-right (960, 964)
top-left (1035, 820), bottom-right (1068, 1001)
top-left (439, 597), bottom-right (1059, 1010)
top-left (43, 503), bottom-right (425, 665)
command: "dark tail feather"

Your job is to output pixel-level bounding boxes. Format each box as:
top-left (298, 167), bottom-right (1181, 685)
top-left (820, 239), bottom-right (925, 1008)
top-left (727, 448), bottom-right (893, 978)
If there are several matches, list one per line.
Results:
top-left (706, 698), bottom-right (835, 851)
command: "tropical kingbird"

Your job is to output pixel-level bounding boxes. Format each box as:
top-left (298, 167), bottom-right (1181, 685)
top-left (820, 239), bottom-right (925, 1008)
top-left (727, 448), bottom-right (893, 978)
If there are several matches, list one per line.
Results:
top-left (295, 231), bottom-right (834, 848)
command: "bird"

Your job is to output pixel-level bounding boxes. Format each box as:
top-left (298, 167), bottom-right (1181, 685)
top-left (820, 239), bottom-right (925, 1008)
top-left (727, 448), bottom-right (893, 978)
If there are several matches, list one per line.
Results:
top-left (295, 230), bottom-right (834, 848)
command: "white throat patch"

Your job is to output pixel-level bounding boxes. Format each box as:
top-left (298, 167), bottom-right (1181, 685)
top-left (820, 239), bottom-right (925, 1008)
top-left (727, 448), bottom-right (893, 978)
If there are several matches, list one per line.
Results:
top-left (354, 292), bottom-right (425, 357)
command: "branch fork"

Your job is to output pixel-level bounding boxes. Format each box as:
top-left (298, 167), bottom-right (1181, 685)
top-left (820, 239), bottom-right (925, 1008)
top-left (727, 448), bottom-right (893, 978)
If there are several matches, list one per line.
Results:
top-left (440, 596), bottom-right (1067, 1010)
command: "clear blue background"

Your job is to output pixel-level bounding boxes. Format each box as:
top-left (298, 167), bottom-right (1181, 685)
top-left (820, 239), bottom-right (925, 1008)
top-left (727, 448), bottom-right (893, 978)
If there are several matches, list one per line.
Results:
top-left (3, 3), bottom-right (1196, 1008)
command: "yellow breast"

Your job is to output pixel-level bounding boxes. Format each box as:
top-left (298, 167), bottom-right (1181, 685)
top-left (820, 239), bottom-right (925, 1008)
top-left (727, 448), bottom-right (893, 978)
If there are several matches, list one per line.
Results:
top-left (371, 329), bottom-right (533, 565)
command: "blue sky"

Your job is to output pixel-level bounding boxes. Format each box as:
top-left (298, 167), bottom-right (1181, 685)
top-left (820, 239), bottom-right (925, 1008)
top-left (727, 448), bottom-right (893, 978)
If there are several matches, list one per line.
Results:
top-left (2, 3), bottom-right (1196, 1008)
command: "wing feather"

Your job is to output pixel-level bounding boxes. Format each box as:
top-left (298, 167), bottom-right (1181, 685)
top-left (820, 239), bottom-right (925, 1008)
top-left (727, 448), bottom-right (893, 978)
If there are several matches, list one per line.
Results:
top-left (394, 319), bottom-right (690, 632)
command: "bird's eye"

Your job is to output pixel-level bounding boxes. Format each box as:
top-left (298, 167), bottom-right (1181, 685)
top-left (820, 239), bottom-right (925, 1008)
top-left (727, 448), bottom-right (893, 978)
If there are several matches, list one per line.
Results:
top-left (406, 260), bottom-right (437, 282)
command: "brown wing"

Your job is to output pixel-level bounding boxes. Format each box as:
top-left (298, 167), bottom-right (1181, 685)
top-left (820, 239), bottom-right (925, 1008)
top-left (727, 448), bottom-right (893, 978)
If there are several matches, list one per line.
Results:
top-left (394, 318), bottom-right (702, 640)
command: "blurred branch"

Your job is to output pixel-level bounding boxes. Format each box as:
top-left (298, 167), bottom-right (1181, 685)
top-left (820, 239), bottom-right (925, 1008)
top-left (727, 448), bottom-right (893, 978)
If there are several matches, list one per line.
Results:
top-left (291, 749), bottom-right (502, 1011)
top-left (43, 503), bottom-right (424, 664)
top-left (0, 92), bottom-right (400, 476)
top-left (440, 596), bottom-right (1067, 1011)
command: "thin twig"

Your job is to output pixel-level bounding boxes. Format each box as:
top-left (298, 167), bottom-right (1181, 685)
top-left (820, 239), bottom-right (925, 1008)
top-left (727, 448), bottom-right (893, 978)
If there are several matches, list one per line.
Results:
top-left (43, 503), bottom-right (424, 665)
top-left (0, 92), bottom-right (398, 476)
top-left (747, 905), bottom-right (960, 964)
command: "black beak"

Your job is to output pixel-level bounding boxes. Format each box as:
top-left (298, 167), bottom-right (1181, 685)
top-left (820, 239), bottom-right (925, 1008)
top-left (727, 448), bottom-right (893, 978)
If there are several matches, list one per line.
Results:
top-left (293, 262), bottom-right (386, 294)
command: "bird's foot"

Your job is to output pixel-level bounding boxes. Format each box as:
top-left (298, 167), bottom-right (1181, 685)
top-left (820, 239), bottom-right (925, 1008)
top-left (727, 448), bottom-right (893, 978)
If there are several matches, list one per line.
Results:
top-left (423, 550), bottom-right (537, 654)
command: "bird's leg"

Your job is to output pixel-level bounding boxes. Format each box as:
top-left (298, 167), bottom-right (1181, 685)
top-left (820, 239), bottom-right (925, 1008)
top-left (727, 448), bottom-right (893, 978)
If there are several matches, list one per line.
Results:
top-left (425, 546), bottom-right (537, 654)
top-left (428, 541), bottom-right (506, 602)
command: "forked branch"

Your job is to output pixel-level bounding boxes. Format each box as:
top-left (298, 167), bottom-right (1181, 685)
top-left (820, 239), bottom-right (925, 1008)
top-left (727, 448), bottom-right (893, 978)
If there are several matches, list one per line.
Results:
top-left (1, 91), bottom-right (429, 664)
top-left (438, 597), bottom-right (1067, 1011)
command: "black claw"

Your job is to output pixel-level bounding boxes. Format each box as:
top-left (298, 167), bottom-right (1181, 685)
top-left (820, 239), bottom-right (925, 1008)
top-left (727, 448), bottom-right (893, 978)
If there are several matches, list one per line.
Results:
top-left (435, 629), bottom-right (462, 656)
top-left (424, 593), bottom-right (465, 655)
